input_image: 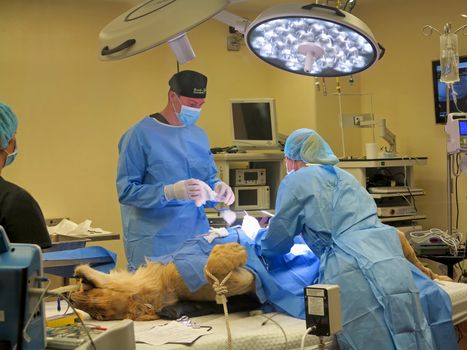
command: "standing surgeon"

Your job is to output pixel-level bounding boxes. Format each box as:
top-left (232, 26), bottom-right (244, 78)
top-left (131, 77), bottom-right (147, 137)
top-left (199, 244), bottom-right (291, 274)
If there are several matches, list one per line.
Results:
top-left (257, 128), bottom-right (456, 350)
top-left (117, 70), bottom-right (234, 271)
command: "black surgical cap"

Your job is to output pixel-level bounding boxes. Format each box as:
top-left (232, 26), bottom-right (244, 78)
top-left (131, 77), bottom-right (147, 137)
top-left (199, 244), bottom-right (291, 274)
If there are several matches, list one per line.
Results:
top-left (169, 70), bottom-right (207, 98)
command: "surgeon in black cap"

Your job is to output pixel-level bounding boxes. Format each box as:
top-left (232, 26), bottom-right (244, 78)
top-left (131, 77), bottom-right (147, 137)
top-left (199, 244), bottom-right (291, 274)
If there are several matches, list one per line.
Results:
top-left (116, 70), bottom-right (234, 271)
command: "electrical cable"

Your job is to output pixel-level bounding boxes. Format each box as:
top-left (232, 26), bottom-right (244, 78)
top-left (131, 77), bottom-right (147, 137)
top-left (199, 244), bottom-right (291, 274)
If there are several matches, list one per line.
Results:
top-left (402, 165), bottom-right (417, 212)
top-left (300, 327), bottom-right (314, 350)
top-left (19, 278), bottom-right (51, 349)
top-left (46, 290), bottom-right (97, 350)
top-left (256, 313), bottom-right (288, 350)
top-left (409, 228), bottom-right (461, 256)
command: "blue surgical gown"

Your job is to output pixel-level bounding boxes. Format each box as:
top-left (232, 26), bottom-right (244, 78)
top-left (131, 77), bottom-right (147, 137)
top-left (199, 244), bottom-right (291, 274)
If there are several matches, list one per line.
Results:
top-left (117, 117), bottom-right (219, 271)
top-left (259, 165), bottom-right (457, 350)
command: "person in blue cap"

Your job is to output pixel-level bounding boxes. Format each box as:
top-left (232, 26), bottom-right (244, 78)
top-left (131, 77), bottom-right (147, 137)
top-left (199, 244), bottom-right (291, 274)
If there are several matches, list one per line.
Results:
top-left (0, 102), bottom-right (51, 249)
top-left (257, 128), bottom-right (456, 350)
top-left (117, 70), bottom-right (234, 271)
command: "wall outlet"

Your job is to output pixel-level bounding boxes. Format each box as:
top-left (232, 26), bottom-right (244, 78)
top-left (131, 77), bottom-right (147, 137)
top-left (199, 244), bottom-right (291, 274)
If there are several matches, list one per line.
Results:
top-left (353, 115), bottom-right (365, 125)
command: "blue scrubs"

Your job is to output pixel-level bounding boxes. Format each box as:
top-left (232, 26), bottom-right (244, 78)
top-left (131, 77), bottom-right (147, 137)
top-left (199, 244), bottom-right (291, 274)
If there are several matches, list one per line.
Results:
top-left (259, 165), bottom-right (457, 350)
top-left (117, 117), bottom-right (219, 271)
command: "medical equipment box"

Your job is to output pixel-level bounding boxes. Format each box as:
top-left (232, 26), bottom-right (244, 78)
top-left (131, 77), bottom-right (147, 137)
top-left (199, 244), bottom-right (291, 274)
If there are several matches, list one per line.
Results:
top-left (376, 205), bottom-right (417, 217)
top-left (0, 227), bottom-right (46, 350)
top-left (445, 113), bottom-right (467, 154)
top-left (304, 284), bottom-right (341, 337)
top-left (230, 168), bottom-right (267, 186)
top-left (411, 242), bottom-right (451, 256)
top-left (232, 185), bottom-right (270, 210)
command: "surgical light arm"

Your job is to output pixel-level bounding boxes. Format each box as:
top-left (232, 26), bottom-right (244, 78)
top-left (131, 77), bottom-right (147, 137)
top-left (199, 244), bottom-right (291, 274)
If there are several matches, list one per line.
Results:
top-left (358, 119), bottom-right (397, 154)
top-left (213, 11), bottom-right (250, 34)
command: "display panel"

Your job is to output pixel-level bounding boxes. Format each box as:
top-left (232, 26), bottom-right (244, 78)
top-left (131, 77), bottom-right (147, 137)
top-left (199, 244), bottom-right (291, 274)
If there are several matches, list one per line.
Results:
top-left (230, 98), bottom-right (278, 148)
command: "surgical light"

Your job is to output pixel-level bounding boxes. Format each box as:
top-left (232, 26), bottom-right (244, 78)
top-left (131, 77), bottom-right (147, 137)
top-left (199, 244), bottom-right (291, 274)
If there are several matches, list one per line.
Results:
top-left (244, 3), bottom-right (384, 77)
top-left (98, 0), bottom-right (230, 62)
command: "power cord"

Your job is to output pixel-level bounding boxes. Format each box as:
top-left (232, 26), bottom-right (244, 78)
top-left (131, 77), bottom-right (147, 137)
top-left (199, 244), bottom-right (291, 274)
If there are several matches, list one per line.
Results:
top-left (409, 228), bottom-right (462, 256)
top-left (22, 279), bottom-right (96, 350)
top-left (254, 312), bottom-right (288, 350)
top-left (46, 290), bottom-right (97, 350)
top-left (300, 327), bottom-right (329, 350)
top-left (20, 277), bottom-right (50, 349)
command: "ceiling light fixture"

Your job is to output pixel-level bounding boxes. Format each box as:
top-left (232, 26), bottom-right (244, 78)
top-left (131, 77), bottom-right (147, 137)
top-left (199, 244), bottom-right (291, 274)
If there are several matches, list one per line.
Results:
top-left (98, 1), bottom-right (384, 77)
top-left (244, 3), bottom-right (384, 77)
top-left (99, 0), bottom-right (230, 63)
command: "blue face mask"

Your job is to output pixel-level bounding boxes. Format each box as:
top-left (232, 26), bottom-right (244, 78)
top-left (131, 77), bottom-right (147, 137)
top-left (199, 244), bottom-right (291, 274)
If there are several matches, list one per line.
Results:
top-left (177, 105), bottom-right (202, 126)
top-left (172, 95), bottom-right (202, 126)
top-left (3, 145), bottom-right (17, 167)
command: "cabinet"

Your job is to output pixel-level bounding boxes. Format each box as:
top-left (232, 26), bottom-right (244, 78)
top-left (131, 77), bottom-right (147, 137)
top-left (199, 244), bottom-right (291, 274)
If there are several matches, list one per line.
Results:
top-left (207, 151), bottom-right (285, 224)
top-left (338, 157), bottom-right (428, 231)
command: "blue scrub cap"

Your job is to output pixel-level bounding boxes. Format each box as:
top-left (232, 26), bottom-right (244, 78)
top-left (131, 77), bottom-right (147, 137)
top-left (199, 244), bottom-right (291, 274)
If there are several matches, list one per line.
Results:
top-left (284, 128), bottom-right (339, 165)
top-left (0, 102), bottom-right (18, 149)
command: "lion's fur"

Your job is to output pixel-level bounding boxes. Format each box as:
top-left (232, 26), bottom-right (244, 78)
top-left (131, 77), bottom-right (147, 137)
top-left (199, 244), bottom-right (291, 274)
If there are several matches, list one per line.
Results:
top-left (71, 242), bottom-right (255, 321)
top-left (71, 232), bottom-right (449, 321)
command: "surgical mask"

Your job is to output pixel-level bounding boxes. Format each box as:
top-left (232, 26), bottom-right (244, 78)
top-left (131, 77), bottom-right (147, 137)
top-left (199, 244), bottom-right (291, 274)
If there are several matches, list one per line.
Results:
top-left (172, 96), bottom-right (202, 126)
top-left (3, 145), bottom-right (17, 167)
top-left (177, 105), bottom-right (201, 126)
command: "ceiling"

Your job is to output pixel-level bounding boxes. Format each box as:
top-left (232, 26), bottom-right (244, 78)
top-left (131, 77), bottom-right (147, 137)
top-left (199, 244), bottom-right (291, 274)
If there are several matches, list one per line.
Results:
top-left (227, 0), bottom-right (366, 15)
top-left (113, 0), bottom-right (364, 17)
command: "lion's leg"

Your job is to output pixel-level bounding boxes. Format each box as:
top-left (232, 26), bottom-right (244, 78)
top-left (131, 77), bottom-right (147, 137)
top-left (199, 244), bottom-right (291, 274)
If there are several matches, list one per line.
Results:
top-left (74, 265), bottom-right (137, 292)
top-left (74, 265), bottom-right (112, 288)
top-left (225, 267), bottom-right (256, 296)
top-left (397, 230), bottom-right (452, 281)
top-left (205, 242), bottom-right (248, 281)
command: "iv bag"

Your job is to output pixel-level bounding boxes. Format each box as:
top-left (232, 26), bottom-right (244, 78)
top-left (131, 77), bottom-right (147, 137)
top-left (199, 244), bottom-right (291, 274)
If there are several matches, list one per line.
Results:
top-left (440, 32), bottom-right (459, 83)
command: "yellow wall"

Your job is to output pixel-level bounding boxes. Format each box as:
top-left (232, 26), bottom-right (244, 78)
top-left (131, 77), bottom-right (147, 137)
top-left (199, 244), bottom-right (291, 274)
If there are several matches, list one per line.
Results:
top-left (0, 0), bottom-right (281, 269)
top-left (354, 0), bottom-right (467, 232)
top-left (1, 0), bottom-right (466, 269)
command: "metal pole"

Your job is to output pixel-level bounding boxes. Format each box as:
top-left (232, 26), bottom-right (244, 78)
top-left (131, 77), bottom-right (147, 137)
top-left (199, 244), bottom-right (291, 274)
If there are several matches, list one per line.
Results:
top-left (446, 83), bottom-right (453, 235)
top-left (447, 154), bottom-right (452, 235)
top-left (338, 93), bottom-right (346, 158)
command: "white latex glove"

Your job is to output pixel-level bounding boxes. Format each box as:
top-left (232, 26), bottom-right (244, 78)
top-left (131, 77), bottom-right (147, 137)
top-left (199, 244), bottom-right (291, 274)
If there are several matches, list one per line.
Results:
top-left (214, 181), bottom-right (235, 205)
top-left (164, 179), bottom-right (202, 202)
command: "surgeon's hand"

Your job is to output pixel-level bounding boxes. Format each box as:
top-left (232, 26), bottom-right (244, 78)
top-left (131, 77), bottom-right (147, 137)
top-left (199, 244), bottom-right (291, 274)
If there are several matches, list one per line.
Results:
top-left (214, 181), bottom-right (235, 205)
top-left (196, 181), bottom-right (217, 207)
top-left (164, 179), bottom-right (203, 202)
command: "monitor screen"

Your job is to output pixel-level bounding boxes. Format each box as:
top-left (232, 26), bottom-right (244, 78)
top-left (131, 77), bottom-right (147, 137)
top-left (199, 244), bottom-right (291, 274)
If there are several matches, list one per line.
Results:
top-left (459, 120), bottom-right (467, 135)
top-left (230, 99), bottom-right (278, 148)
top-left (432, 55), bottom-right (467, 124)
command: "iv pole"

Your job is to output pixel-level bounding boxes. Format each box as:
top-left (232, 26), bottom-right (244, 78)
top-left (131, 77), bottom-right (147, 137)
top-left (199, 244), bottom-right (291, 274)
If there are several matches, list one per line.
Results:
top-left (423, 22), bottom-right (467, 236)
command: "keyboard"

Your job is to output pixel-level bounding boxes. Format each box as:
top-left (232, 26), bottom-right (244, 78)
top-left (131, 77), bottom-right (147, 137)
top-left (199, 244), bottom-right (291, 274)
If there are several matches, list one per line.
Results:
top-left (368, 186), bottom-right (424, 194)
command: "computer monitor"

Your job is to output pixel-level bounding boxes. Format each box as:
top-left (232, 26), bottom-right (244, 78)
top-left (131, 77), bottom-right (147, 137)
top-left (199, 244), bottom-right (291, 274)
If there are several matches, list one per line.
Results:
top-left (230, 98), bottom-right (279, 149)
top-left (432, 55), bottom-right (467, 124)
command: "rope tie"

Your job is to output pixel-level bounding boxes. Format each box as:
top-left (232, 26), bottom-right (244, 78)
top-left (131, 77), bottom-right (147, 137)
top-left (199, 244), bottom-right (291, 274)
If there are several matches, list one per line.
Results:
top-left (205, 269), bottom-right (233, 304)
top-left (205, 268), bottom-right (234, 350)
